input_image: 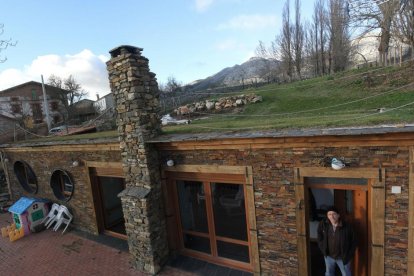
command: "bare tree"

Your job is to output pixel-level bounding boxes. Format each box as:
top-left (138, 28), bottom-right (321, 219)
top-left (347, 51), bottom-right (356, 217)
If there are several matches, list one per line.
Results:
top-left (392, 0), bottom-right (414, 59)
top-left (162, 76), bottom-right (182, 93)
top-left (316, 0), bottom-right (329, 74)
top-left (328, 0), bottom-right (352, 72)
top-left (48, 74), bottom-right (87, 125)
top-left (255, 40), bottom-right (280, 83)
top-left (0, 24), bottom-right (17, 63)
top-left (277, 0), bottom-right (294, 81)
top-left (349, 0), bottom-right (400, 65)
top-left (293, 0), bottom-right (305, 79)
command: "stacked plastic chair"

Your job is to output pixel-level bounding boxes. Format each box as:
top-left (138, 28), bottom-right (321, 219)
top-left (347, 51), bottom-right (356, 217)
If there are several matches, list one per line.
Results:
top-left (42, 203), bottom-right (60, 228)
top-left (53, 205), bottom-right (73, 234)
top-left (43, 203), bottom-right (73, 234)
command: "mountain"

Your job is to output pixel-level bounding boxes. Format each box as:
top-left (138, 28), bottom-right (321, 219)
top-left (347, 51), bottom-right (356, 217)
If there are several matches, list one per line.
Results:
top-left (184, 57), bottom-right (280, 92)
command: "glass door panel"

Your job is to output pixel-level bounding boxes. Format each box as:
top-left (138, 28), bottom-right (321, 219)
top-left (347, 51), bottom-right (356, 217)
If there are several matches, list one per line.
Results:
top-left (98, 176), bottom-right (126, 234)
top-left (176, 180), bottom-right (211, 254)
top-left (212, 182), bottom-right (250, 263)
top-left (212, 183), bottom-right (247, 241)
top-left (217, 240), bottom-right (250, 263)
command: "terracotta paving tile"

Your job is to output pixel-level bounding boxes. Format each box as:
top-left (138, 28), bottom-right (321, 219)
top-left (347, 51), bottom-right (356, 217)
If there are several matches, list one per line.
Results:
top-left (0, 213), bottom-right (249, 276)
top-left (0, 213), bottom-right (143, 275)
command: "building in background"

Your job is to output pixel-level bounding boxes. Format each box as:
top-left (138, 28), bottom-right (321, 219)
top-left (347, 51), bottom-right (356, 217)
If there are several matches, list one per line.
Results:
top-left (0, 81), bottom-right (68, 128)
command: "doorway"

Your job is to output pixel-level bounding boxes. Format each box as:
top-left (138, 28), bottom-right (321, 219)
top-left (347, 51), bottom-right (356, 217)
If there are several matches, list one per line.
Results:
top-left (89, 165), bottom-right (127, 239)
top-left (164, 165), bottom-right (260, 273)
top-left (294, 167), bottom-right (385, 276)
top-left (307, 178), bottom-right (368, 276)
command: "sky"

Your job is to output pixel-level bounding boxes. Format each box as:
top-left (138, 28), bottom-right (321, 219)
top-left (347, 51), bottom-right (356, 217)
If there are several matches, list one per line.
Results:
top-left (0, 0), bottom-right (316, 99)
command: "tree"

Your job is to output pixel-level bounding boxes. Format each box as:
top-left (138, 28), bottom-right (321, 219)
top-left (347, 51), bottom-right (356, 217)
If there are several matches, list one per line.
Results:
top-left (392, 0), bottom-right (414, 59)
top-left (328, 0), bottom-right (352, 72)
top-left (277, 0), bottom-right (294, 81)
top-left (348, 0), bottom-right (399, 65)
top-left (48, 74), bottom-right (87, 125)
top-left (293, 0), bottom-right (305, 79)
top-left (162, 76), bottom-right (183, 93)
top-left (0, 24), bottom-right (17, 63)
top-left (255, 41), bottom-right (280, 83)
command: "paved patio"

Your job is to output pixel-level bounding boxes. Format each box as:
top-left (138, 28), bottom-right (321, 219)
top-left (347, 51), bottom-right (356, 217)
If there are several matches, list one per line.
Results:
top-left (0, 213), bottom-right (250, 276)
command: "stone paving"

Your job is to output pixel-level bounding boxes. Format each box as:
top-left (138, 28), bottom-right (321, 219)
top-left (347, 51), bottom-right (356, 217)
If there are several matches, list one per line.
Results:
top-left (0, 213), bottom-right (202, 276)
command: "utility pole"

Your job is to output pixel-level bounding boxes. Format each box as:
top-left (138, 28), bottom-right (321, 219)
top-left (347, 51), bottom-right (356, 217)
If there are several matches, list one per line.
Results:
top-left (41, 75), bottom-right (51, 131)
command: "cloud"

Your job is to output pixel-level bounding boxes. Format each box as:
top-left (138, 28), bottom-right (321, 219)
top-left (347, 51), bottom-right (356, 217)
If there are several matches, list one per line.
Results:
top-left (217, 14), bottom-right (277, 31)
top-left (195, 0), bottom-right (214, 12)
top-left (0, 49), bottom-right (111, 99)
top-left (215, 39), bottom-right (240, 51)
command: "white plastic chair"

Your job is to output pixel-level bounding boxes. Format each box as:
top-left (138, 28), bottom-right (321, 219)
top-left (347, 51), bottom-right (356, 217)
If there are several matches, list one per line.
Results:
top-left (53, 205), bottom-right (73, 234)
top-left (42, 203), bottom-right (60, 228)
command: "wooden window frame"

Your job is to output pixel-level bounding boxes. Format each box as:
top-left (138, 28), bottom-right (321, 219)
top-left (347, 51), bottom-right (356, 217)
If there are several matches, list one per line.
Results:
top-left (294, 167), bottom-right (385, 276)
top-left (13, 161), bottom-right (38, 194)
top-left (163, 165), bottom-right (260, 274)
top-left (50, 169), bottom-right (74, 201)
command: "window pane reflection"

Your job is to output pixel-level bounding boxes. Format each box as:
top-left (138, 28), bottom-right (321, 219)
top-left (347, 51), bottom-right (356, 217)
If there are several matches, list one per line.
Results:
top-left (183, 234), bottom-right (211, 254)
top-left (217, 240), bottom-right (250, 263)
top-left (176, 180), bottom-right (209, 233)
top-left (212, 183), bottom-right (247, 241)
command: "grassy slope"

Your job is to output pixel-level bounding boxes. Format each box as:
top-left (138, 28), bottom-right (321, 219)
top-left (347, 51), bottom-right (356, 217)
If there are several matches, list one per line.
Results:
top-left (163, 63), bottom-right (414, 134)
top-left (18, 63), bottom-right (414, 144)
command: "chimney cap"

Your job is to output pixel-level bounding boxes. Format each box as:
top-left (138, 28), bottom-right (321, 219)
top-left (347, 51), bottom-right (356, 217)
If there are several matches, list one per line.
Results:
top-left (109, 45), bottom-right (143, 58)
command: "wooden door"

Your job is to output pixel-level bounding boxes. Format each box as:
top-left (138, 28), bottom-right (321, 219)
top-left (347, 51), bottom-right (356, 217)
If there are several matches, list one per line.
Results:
top-left (335, 189), bottom-right (368, 276)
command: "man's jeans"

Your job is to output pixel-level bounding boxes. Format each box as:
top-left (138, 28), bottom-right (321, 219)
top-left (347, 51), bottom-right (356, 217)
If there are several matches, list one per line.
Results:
top-left (324, 256), bottom-right (351, 276)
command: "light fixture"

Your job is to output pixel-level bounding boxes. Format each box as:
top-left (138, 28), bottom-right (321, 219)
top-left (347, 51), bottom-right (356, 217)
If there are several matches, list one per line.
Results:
top-left (71, 158), bottom-right (83, 167)
top-left (331, 158), bottom-right (345, 170)
top-left (166, 159), bottom-right (175, 167)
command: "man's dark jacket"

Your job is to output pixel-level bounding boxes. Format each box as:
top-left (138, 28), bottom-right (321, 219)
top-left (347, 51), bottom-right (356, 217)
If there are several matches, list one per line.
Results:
top-left (317, 218), bottom-right (357, 265)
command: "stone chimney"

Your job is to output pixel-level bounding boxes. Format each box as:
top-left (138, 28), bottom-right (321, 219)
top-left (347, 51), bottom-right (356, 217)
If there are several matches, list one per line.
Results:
top-left (96, 93), bottom-right (100, 100)
top-left (106, 45), bottom-right (168, 274)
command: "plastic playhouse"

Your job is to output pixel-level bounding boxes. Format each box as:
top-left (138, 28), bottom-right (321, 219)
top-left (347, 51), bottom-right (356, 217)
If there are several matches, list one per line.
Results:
top-left (1, 197), bottom-right (49, 241)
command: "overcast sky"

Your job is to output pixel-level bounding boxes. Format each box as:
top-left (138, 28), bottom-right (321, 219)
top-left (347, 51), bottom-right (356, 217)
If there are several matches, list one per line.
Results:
top-left (0, 0), bottom-right (316, 99)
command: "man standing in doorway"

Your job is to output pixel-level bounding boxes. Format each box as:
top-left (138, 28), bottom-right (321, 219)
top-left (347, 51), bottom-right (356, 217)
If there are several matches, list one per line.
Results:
top-left (317, 206), bottom-right (357, 276)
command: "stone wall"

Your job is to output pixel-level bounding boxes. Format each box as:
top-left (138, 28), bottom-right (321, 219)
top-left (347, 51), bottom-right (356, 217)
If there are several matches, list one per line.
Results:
top-left (159, 144), bottom-right (410, 275)
top-left (4, 148), bottom-right (121, 234)
top-left (106, 45), bottom-right (168, 274)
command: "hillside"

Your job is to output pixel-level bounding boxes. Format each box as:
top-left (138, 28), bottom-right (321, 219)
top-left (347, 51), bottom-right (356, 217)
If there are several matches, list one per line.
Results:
top-left (163, 61), bottom-right (414, 134)
top-left (184, 57), bottom-right (280, 91)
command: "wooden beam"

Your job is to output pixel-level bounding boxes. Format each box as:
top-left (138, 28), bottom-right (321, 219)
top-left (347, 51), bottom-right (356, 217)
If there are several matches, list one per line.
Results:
top-left (408, 147), bottom-right (414, 276)
top-left (164, 164), bottom-right (247, 175)
top-left (4, 143), bottom-right (119, 152)
top-left (299, 167), bottom-right (379, 179)
top-left (155, 132), bottom-right (414, 151)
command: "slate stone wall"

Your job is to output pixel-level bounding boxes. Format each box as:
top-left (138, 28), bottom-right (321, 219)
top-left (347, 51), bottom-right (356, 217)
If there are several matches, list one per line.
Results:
top-left (5, 149), bottom-right (121, 234)
top-left (159, 145), bottom-right (409, 275)
top-left (106, 45), bottom-right (168, 274)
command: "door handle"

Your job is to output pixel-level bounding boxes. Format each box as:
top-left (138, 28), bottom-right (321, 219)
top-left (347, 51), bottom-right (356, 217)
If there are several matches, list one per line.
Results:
top-left (297, 199), bottom-right (304, 210)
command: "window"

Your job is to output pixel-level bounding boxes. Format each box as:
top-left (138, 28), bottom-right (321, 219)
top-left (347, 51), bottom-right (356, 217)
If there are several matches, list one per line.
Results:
top-left (13, 161), bottom-right (38, 194)
top-left (50, 101), bottom-right (58, 111)
top-left (11, 104), bottom-right (21, 114)
top-left (30, 103), bottom-right (43, 123)
top-left (31, 89), bottom-right (38, 100)
top-left (50, 169), bottom-right (74, 201)
top-left (53, 115), bottom-right (61, 124)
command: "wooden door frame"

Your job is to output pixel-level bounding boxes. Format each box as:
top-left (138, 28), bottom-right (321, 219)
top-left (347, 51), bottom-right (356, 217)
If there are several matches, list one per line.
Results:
top-left (294, 167), bottom-right (385, 276)
top-left (85, 161), bottom-right (127, 240)
top-left (163, 165), bottom-right (260, 274)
